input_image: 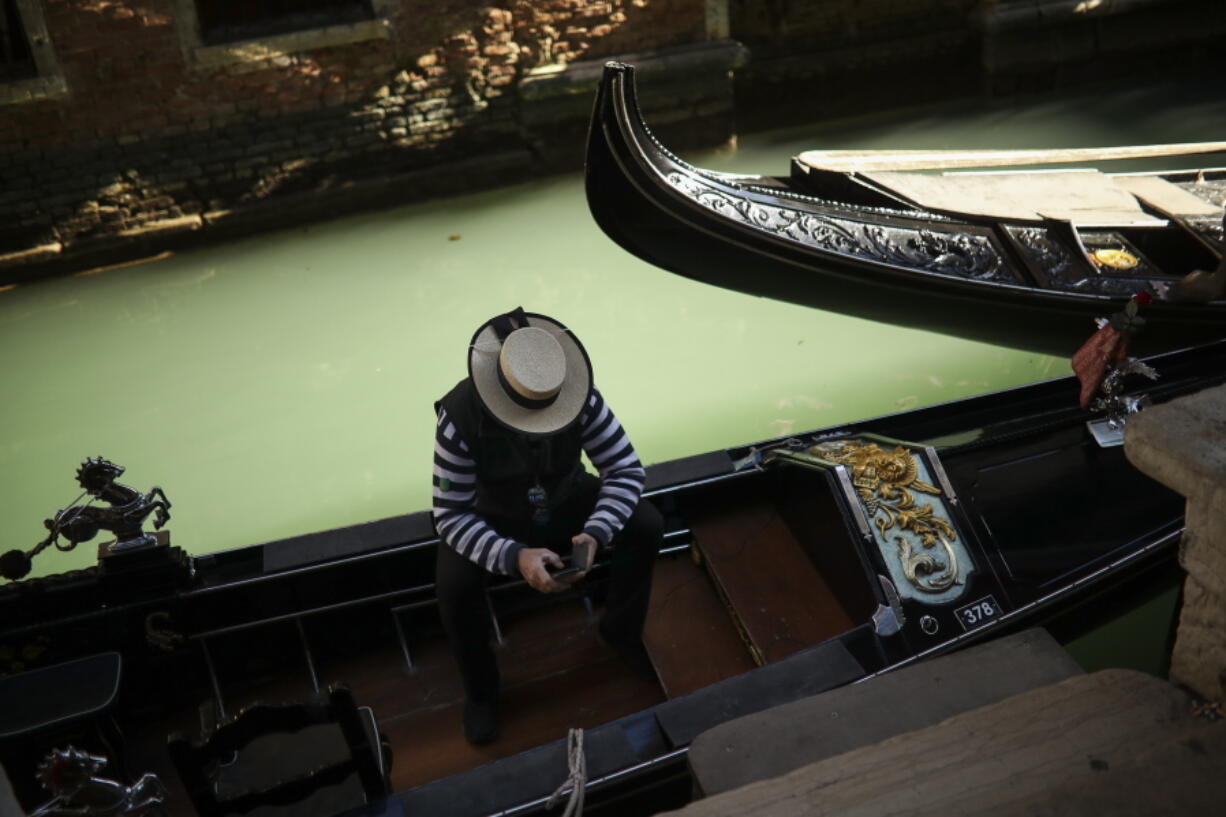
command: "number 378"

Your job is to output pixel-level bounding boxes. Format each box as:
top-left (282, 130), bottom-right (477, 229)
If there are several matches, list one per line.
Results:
top-left (955, 596), bottom-right (999, 631)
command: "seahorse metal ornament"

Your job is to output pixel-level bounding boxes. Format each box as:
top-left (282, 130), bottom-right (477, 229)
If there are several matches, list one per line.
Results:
top-left (0, 457), bottom-right (171, 581)
top-left (811, 440), bottom-right (962, 594)
top-left (30, 746), bottom-right (168, 816)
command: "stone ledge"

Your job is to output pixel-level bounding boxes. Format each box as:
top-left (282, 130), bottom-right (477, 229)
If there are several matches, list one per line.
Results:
top-left (188, 18), bottom-right (394, 70)
top-left (1126, 383), bottom-right (1226, 701)
top-left (0, 75), bottom-right (69, 107)
top-left (518, 39), bottom-right (747, 171)
top-left (521, 40), bottom-right (749, 102)
top-left (1124, 383), bottom-right (1226, 503)
top-left (520, 39), bottom-right (749, 126)
top-left (0, 242), bottom-right (63, 267)
top-left (115, 215), bottom-right (204, 241)
top-left (671, 669), bottom-right (1222, 817)
top-left (0, 149), bottom-right (535, 287)
top-left (688, 628), bottom-right (1083, 797)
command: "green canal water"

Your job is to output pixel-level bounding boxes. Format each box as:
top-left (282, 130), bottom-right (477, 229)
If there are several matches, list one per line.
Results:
top-left (2, 74), bottom-right (1223, 653)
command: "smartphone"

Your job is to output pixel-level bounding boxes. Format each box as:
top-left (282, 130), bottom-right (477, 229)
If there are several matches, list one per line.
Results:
top-left (548, 554), bottom-right (583, 582)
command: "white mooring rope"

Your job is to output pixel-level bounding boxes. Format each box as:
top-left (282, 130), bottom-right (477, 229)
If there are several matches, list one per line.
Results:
top-left (546, 727), bottom-right (586, 817)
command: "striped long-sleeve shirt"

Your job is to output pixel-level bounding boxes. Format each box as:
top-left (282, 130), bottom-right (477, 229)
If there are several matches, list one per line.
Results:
top-left (432, 388), bottom-right (647, 576)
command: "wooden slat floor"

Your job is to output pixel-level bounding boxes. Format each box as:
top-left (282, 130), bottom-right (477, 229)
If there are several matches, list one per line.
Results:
top-left (643, 553), bottom-right (756, 699)
top-left (122, 580), bottom-right (679, 813)
top-left (690, 497), bottom-right (856, 665)
top-left (115, 545), bottom-right (802, 815)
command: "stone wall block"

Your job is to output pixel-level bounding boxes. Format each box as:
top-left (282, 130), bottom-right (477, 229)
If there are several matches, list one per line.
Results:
top-left (668, 669), bottom-right (1226, 817)
top-left (1179, 490), bottom-right (1226, 597)
top-left (1126, 383), bottom-right (1226, 702)
top-left (1169, 572), bottom-right (1226, 702)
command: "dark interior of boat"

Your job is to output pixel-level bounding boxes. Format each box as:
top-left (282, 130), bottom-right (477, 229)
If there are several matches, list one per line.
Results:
top-left (652, 465), bottom-right (881, 689)
top-left (1098, 223), bottom-right (1219, 275)
top-left (937, 421), bottom-right (1185, 600)
top-left (0, 461), bottom-right (891, 816)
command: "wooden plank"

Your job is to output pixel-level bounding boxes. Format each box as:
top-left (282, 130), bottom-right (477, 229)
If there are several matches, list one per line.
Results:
top-left (1115, 174), bottom-right (1223, 217)
top-left (642, 554), bottom-right (756, 700)
top-left (690, 497), bottom-right (855, 666)
top-left (796, 141), bottom-right (1226, 172)
top-left (860, 169), bottom-right (1161, 225)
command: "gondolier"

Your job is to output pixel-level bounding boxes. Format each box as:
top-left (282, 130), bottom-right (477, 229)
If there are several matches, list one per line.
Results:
top-left (432, 306), bottom-right (661, 744)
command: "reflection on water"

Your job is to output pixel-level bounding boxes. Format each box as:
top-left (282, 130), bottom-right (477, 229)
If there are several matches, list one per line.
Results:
top-left (2, 76), bottom-right (1224, 579)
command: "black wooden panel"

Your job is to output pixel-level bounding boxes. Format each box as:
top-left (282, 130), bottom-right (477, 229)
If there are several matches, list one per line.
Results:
top-left (397, 721), bottom-right (639, 817)
top-left (653, 637), bottom-right (864, 748)
top-left (262, 512), bottom-right (435, 573)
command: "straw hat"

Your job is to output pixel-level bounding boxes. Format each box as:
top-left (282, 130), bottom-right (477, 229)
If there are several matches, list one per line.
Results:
top-left (468, 307), bottom-right (593, 436)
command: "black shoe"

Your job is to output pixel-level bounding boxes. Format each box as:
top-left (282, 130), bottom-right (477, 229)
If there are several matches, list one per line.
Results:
top-left (463, 698), bottom-right (498, 745)
top-left (598, 623), bottom-right (657, 683)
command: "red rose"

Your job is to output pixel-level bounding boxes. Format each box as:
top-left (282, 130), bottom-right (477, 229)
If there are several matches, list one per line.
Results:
top-left (1133, 291), bottom-right (1152, 306)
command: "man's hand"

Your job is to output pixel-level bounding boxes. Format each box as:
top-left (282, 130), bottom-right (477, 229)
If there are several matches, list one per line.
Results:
top-left (518, 547), bottom-right (566, 594)
top-left (571, 533), bottom-right (597, 576)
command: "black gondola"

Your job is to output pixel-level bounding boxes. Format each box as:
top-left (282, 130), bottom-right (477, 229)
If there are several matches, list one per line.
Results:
top-left (585, 62), bottom-right (1226, 356)
top-left (2, 335), bottom-right (1223, 816)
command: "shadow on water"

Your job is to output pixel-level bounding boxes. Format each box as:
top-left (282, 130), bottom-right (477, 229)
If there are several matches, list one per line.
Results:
top-left (1048, 556), bottom-right (1183, 678)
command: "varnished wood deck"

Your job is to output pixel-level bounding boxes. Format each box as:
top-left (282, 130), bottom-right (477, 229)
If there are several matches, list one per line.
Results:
top-left (118, 497), bottom-right (854, 815)
top-left (125, 598), bottom-right (665, 812)
top-left (643, 553), bottom-right (756, 699)
top-left (690, 497), bottom-right (856, 665)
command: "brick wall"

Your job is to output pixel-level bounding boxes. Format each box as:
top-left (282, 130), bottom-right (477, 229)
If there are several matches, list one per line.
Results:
top-left (0, 0), bottom-right (708, 280)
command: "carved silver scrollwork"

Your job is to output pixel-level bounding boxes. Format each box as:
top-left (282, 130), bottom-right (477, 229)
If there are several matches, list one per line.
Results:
top-left (1011, 226), bottom-right (1080, 285)
top-left (896, 533), bottom-right (960, 593)
top-left (667, 172), bottom-right (1008, 281)
top-left (1175, 179), bottom-right (1226, 211)
top-left (1011, 225), bottom-right (1167, 296)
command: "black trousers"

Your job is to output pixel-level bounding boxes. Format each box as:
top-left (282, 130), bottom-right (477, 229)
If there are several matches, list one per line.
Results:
top-left (434, 474), bottom-right (662, 703)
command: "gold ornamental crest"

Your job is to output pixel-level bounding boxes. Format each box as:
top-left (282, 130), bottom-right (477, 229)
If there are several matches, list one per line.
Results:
top-left (1091, 248), bottom-right (1139, 270)
top-left (811, 439), bottom-right (960, 592)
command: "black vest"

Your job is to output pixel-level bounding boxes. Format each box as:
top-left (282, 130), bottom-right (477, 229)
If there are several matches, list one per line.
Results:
top-left (436, 379), bottom-right (585, 520)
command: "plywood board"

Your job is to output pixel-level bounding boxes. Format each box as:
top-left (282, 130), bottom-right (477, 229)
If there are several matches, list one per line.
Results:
top-left (691, 497), bottom-right (855, 666)
top-left (861, 169), bottom-right (1163, 225)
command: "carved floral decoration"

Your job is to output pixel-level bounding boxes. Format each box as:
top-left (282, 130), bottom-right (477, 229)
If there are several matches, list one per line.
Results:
top-left (666, 172), bottom-right (1008, 281)
top-left (811, 439), bottom-right (961, 593)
